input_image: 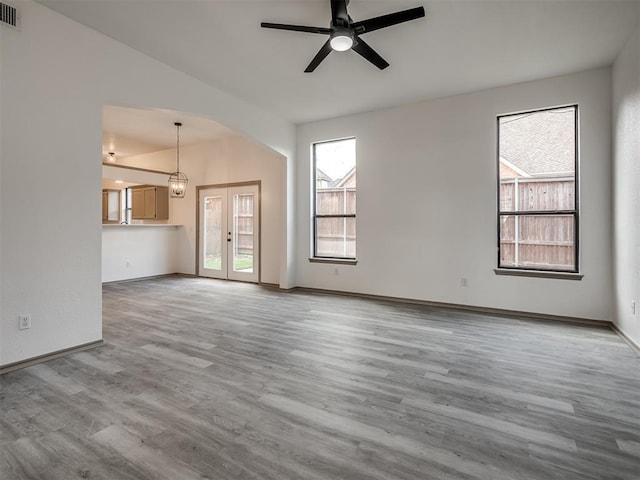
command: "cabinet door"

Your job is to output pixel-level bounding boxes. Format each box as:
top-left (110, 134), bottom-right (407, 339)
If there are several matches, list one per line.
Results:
top-left (102, 191), bottom-right (108, 221)
top-left (106, 190), bottom-right (120, 222)
top-left (132, 189), bottom-right (145, 219)
top-left (155, 186), bottom-right (169, 220)
top-left (144, 188), bottom-right (156, 219)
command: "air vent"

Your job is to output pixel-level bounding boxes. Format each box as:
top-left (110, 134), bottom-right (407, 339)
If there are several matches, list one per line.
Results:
top-left (0, 2), bottom-right (19, 30)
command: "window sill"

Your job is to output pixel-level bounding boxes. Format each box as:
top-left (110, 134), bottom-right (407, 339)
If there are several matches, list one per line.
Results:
top-left (494, 268), bottom-right (583, 280)
top-left (309, 257), bottom-right (358, 266)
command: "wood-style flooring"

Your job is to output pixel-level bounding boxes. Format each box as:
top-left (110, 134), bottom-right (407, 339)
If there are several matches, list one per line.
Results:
top-left (1, 276), bottom-right (639, 479)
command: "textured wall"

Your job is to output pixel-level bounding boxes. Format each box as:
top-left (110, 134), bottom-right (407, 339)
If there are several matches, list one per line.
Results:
top-left (612, 26), bottom-right (640, 346)
top-left (0, 1), bottom-right (294, 365)
top-left (297, 68), bottom-right (613, 321)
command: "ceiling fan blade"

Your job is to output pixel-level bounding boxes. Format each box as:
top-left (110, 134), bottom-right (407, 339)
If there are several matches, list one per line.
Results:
top-left (330, 0), bottom-right (349, 26)
top-left (352, 36), bottom-right (389, 70)
top-left (352, 7), bottom-right (425, 34)
top-left (305, 40), bottom-right (333, 73)
top-left (261, 22), bottom-right (331, 35)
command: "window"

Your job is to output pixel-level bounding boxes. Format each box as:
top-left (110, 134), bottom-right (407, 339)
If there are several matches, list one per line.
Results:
top-left (497, 105), bottom-right (578, 273)
top-left (312, 138), bottom-right (356, 260)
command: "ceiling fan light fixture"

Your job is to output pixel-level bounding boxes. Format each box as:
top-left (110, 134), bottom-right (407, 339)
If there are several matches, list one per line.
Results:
top-left (330, 29), bottom-right (353, 51)
top-left (261, 2), bottom-right (425, 71)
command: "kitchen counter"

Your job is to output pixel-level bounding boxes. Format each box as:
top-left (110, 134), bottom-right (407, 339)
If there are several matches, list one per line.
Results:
top-left (102, 224), bottom-right (183, 282)
top-left (102, 224), bottom-right (182, 228)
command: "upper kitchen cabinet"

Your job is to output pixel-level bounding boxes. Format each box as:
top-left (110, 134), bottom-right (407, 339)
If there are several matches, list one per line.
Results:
top-left (131, 186), bottom-right (169, 220)
top-left (102, 189), bottom-right (121, 223)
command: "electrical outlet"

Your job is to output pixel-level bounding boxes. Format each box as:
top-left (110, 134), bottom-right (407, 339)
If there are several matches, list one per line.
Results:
top-left (126, 260), bottom-right (131, 268)
top-left (461, 277), bottom-right (469, 287)
top-left (18, 314), bottom-right (31, 330)
top-left (334, 267), bottom-right (339, 276)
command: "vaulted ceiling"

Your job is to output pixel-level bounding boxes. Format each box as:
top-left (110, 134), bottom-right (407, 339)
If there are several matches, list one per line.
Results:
top-left (102, 105), bottom-right (235, 159)
top-left (39, 1), bottom-right (639, 124)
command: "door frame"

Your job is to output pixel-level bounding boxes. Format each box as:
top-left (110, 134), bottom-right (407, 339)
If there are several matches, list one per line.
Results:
top-left (195, 181), bottom-right (262, 283)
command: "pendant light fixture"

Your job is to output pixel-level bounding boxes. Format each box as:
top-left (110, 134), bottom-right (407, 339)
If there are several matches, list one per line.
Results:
top-left (168, 122), bottom-right (188, 198)
top-left (106, 152), bottom-right (117, 163)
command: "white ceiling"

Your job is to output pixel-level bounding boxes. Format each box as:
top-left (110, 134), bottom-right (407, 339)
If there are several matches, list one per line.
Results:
top-left (102, 105), bottom-right (235, 159)
top-left (41, 1), bottom-right (639, 124)
top-left (102, 178), bottom-right (139, 190)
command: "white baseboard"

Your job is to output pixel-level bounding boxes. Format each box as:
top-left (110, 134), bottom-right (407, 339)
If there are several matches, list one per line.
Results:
top-left (295, 286), bottom-right (612, 327)
top-left (612, 323), bottom-right (640, 355)
top-left (0, 340), bottom-right (104, 375)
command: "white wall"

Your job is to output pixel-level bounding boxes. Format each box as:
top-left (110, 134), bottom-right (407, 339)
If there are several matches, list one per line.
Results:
top-left (102, 226), bottom-right (179, 283)
top-left (104, 135), bottom-right (285, 285)
top-left (199, 135), bottom-right (286, 286)
top-left (0, 1), bottom-right (294, 366)
top-left (297, 68), bottom-right (613, 321)
top-left (102, 164), bottom-right (179, 283)
top-left (103, 164), bottom-right (170, 189)
top-left (612, 26), bottom-right (640, 346)
top-left (114, 148), bottom-right (175, 173)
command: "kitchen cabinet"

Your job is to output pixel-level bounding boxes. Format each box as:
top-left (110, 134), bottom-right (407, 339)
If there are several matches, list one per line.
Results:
top-left (102, 189), bottom-right (120, 223)
top-left (131, 186), bottom-right (169, 220)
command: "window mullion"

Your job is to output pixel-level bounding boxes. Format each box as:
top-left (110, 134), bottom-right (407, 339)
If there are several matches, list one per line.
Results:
top-left (499, 210), bottom-right (577, 216)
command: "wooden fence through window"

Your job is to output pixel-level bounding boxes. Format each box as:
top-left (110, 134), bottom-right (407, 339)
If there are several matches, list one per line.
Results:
top-left (316, 187), bottom-right (356, 258)
top-left (499, 177), bottom-right (575, 270)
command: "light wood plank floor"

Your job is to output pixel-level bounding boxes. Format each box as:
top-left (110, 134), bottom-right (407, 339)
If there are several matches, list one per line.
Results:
top-left (1, 276), bottom-right (639, 479)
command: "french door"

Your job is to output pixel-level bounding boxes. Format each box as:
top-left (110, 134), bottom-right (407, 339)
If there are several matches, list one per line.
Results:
top-left (198, 184), bottom-right (259, 283)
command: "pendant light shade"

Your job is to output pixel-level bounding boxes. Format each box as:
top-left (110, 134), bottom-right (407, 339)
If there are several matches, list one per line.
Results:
top-left (168, 122), bottom-right (188, 198)
top-left (169, 171), bottom-right (188, 198)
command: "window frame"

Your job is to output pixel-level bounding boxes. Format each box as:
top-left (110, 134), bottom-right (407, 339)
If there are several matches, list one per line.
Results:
top-left (311, 137), bottom-right (357, 262)
top-left (496, 104), bottom-right (580, 275)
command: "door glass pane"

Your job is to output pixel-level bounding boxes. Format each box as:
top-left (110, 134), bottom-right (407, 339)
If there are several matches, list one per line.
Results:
top-left (499, 214), bottom-right (575, 271)
top-left (315, 217), bottom-right (356, 258)
top-left (233, 193), bottom-right (254, 273)
top-left (204, 195), bottom-right (223, 270)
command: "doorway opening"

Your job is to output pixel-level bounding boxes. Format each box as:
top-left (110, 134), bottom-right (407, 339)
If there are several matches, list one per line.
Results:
top-left (197, 182), bottom-right (260, 283)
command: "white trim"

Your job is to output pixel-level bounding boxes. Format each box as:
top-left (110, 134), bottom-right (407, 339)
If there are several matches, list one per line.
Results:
top-left (294, 286), bottom-right (610, 328)
top-left (0, 340), bottom-right (104, 375)
top-left (612, 323), bottom-right (640, 356)
top-left (494, 268), bottom-right (583, 280)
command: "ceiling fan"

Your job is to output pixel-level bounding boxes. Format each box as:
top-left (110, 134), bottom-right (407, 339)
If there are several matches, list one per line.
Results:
top-left (261, 0), bottom-right (425, 72)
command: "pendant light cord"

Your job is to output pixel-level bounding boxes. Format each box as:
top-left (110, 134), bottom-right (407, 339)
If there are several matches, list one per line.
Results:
top-left (169, 121), bottom-right (187, 198)
top-left (175, 122), bottom-right (181, 172)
